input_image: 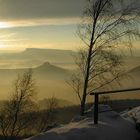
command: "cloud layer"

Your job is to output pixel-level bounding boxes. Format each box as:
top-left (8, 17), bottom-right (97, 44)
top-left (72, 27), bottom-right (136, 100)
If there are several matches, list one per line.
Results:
top-left (0, 0), bottom-right (85, 20)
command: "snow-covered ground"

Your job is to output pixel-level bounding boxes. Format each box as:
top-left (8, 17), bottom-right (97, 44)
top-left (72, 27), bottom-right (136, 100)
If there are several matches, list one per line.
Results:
top-left (24, 105), bottom-right (140, 140)
top-left (121, 106), bottom-right (140, 123)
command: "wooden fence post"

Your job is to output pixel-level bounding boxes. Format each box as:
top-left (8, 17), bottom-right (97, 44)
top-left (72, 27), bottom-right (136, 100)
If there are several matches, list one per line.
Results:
top-left (94, 93), bottom-right (99, 124)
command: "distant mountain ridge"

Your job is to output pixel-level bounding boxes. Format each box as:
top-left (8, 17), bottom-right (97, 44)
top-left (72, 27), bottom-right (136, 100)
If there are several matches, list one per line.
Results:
top-left (0, 48), bottom-right (77, 69)
top-left (0, 48), bottom-right (76, 60)
top-left (24, 48), bottom-right (74, 53)
top-left (21, 48), bottom-right (76, 62)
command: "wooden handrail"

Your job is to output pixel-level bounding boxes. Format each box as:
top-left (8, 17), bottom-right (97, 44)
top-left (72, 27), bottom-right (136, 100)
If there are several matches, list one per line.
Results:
top-left (90, 88), bottom-right (140, 95)
top-left (90, 87), bottom-right (140, 125)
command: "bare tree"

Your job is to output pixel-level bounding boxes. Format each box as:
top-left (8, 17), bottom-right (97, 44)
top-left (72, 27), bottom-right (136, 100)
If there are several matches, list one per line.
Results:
top-left (67, 73), bottom-right (83, 104)
top-left (0, 69), bottom-right (37, 140)
top-left (69, 0), bottom-right (140, 115)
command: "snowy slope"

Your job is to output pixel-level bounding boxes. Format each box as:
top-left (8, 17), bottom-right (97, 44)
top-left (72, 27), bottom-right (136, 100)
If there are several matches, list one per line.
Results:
top-left (24, 105), bottom-right (140, 140)
top-left (121, 106), bottom-right (140, 123)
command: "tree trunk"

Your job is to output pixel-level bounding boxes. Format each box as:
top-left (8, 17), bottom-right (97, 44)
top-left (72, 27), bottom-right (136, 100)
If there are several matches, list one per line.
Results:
top-left (80, 6), bottom-right (97, 115)
top-left (80, 47), bottom-right (92, 116)
top-left (80, 94), bottom-right (86, 116)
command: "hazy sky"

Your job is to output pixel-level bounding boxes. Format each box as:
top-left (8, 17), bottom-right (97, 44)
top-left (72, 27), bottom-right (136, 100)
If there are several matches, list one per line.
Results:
top-left (0, 0), bottom-right (139, 51)
top-left (0, 0), bottom-right (85, 51)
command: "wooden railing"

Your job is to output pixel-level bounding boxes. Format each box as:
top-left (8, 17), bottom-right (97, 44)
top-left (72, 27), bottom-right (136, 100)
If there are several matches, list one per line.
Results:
top-left (90, 88), bottom-right (140, 124)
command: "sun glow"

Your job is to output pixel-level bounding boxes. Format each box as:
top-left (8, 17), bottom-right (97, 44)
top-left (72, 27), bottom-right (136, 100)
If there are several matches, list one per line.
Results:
top-left (0, 22), bottom-right (12, 28)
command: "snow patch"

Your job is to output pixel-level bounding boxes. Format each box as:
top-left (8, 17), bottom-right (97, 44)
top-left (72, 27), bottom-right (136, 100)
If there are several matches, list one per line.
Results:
top-left (121, 106), bottom-right (140, 123)
top-left (24, 105), bottom-right (140, 140)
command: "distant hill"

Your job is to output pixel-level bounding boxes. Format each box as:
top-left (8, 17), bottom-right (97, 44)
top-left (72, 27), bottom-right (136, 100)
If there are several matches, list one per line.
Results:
top-left (35, 62), bottom-right (68, 73)
top-left (0, 48), bottom-right (76, 62)
top-left (0, 48), bottom-right (77, 69)
top-left (0, 61), bottom-right (70, 80)
top-left (0, 48), bottom-right (140, 70)
top-left (34, 62), bottom-right (71, 79)
top-left (21, 48), bottom-right (76, 63)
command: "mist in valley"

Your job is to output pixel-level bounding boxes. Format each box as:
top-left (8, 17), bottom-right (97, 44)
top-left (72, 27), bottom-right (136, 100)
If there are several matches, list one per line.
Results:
top-left (0, 48), bottom-right (140, 104)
